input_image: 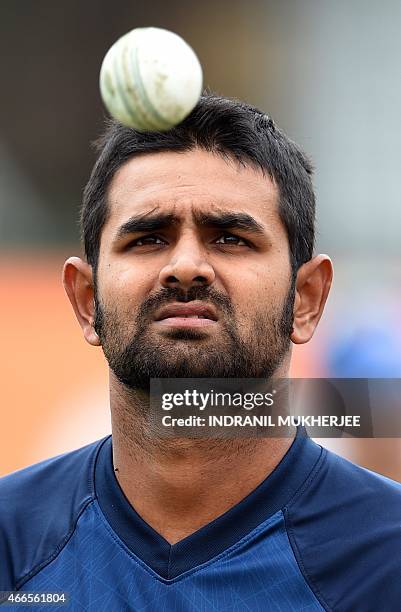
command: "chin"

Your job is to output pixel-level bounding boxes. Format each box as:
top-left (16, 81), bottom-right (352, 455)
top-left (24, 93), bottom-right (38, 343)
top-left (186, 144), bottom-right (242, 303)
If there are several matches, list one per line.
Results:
top-left (160, 328), bottom-right (212, 341)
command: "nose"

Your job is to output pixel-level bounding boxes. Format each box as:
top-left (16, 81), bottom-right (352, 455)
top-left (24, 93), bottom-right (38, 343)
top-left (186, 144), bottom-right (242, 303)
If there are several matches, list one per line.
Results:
top-left (159, 239), bottom-right (215, 290)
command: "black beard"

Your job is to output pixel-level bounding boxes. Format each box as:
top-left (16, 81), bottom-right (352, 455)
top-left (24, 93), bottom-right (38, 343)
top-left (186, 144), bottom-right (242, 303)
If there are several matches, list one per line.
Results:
top-left (94, 281), bottom-right (295, 392)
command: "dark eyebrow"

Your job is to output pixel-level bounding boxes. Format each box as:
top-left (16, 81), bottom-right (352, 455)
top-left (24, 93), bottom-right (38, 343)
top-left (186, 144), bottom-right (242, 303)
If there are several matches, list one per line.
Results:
top-left (194, 210), bottom-right (266, 235)
top-left (114, 208), bottom-right (266, 243)
top-left (114, 212), bottom-right (179, 241)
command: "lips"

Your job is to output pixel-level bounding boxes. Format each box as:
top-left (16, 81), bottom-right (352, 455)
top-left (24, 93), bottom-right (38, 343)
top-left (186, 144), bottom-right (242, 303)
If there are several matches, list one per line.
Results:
top-left (154, 302), bottom-right (218, 323)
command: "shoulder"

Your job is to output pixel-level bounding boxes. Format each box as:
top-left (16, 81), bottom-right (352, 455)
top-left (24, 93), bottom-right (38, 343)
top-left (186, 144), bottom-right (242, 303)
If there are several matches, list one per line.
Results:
top-left (0, 437), bottom-right (109, 590)
top-left (286, 443), bottom-right (401, 611)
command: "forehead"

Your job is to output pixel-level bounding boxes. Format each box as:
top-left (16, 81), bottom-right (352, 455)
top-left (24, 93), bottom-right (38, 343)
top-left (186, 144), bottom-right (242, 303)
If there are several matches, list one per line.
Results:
top-left (104, 148), bottom-right (280, 235)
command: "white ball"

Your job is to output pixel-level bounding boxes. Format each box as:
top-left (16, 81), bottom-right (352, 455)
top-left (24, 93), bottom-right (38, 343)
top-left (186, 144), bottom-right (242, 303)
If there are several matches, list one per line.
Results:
top-left (99, 27), bottom-right (203, 131)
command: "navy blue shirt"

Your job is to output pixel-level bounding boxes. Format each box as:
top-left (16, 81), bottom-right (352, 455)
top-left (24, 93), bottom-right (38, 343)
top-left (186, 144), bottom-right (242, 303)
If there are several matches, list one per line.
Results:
top-left (1, 429), bottom-right (400, 610)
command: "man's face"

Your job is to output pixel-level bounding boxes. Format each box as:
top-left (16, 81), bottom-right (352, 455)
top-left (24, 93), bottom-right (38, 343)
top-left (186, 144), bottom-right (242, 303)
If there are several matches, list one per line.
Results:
top-left (94, 149), bottom-right (295, 390)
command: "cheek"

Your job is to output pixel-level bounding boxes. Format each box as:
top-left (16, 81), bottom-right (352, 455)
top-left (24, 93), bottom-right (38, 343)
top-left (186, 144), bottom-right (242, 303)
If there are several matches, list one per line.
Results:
top-left (225, 265), bottom-right (278, 304)
top-left (98, 262), bottom-right (155, 311)
top-left (224, 266), bottom-right (290, 327)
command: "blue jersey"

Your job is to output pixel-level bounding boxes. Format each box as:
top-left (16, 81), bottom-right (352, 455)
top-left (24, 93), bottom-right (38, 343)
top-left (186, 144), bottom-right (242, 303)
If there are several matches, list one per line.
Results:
top-left (1, 429), bottom-right (400, 611)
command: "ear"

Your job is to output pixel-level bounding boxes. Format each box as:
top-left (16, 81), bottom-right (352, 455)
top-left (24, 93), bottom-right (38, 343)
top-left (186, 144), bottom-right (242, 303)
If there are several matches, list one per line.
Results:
top-left (291, 255), bottom-right (333, 345)
top-left (62, 257), bottom-right (101, 346)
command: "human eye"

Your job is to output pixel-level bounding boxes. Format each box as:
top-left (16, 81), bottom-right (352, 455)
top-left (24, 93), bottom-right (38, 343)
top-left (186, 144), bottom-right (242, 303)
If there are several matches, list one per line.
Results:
top-left (129, 234), bottom-right (167, 247)
top-left (214, 233), bottom-right (249, 246)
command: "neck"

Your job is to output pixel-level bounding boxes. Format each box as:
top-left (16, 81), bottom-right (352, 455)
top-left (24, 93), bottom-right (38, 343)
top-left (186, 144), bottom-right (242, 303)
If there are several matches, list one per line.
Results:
top-left (109, 376), bottom-right (294, 545)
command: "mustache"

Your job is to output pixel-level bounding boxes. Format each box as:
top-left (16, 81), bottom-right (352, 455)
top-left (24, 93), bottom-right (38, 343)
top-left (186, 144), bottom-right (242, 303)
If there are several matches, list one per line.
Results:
top-left (136, 285), bottom-right (234, 322)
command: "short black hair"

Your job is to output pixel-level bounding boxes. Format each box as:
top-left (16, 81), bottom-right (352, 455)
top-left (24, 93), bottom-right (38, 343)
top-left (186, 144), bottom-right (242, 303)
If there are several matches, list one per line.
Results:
top-left (81, 93), bottom-right (315, 273)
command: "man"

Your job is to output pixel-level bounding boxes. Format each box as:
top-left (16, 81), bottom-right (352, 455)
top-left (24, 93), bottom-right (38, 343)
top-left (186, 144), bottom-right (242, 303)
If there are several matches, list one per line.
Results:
top-left (1, 95), bottom-right (400, 611)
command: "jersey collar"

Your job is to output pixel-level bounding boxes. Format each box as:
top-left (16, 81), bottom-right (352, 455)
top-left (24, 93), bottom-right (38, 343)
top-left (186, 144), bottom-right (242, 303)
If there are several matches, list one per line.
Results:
top-left (94, 428), bottom-right (321, 579)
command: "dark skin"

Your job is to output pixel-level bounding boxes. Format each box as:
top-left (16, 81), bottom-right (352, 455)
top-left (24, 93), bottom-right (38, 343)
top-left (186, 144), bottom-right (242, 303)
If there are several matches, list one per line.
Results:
top-left (63, 149), bottom-right (332, 544)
